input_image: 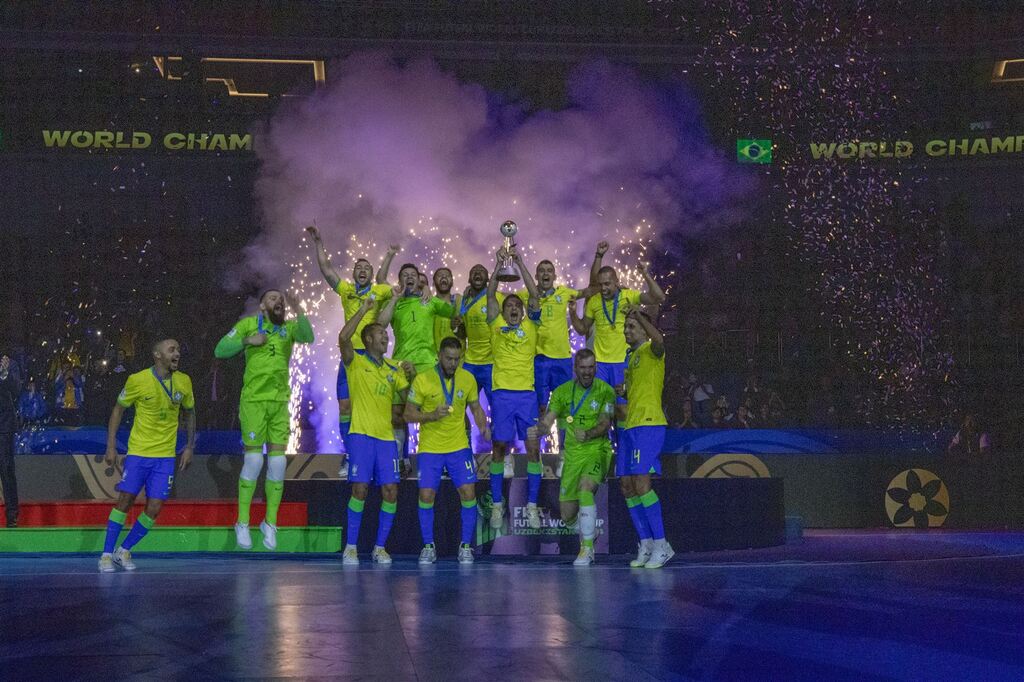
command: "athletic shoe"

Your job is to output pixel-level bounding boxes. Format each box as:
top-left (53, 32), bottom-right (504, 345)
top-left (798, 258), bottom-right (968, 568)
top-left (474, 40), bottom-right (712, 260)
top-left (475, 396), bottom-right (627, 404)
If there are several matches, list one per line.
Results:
top-left (573, 545), bottom-right (595, 567)
top-left (630, 539), bottom-right (654, 568)
top-left (645, 541), bottom-right (675, 569)
top-left (418, 544), bottom-right (437, 564)
top-left (260, 520), bottom-right (277, 551)
top-left (372, 545), bottom-right (392, 565)
top-left (526, 503), bottom-right (541, 530)
top-left (98, 554), bottom-right (115, 573)
top-left (112, 547), bottom-right (136, 571)
top-left (457, 544), bottom-right (474, 564)
top-left (235, 522), bottom-right (252, 550)
top-left (342, 544), bottom-right (360, 565)
top-left (489, 500), bottom-right (504, 529)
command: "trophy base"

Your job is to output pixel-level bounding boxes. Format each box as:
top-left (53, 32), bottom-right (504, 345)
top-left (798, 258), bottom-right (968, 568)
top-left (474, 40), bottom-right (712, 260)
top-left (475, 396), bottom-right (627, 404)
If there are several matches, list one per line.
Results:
top-left (496, 274), bottom-right (521, 283)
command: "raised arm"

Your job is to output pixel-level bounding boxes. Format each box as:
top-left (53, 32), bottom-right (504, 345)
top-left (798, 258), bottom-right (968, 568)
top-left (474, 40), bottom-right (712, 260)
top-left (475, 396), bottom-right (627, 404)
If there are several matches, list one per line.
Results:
top-left (286, 291), bottom-right (315, 344)
top-left (338, 297), bottom-right (376, 366)
top-left (486, 250), bottom-right (502, 324)
top-left (376, 244), bottom-right (400, 284)
top-left (376, 284), bottom-right (402, 328)
top-left (637, 261), bottom-right (666, 305)
top-left (305, 225), bottom-right (342, 290)
top-left (577, 240), bottom-right (609, 298)
top-left (629, 309), bottom-right (664, 357)
top-left (513, 249), bottom-right (540, 314)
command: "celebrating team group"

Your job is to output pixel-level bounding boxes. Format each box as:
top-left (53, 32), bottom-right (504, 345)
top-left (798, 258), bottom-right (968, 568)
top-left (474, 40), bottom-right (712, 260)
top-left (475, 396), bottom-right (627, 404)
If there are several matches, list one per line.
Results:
top-left (97, 224), bottom-right (674, 572)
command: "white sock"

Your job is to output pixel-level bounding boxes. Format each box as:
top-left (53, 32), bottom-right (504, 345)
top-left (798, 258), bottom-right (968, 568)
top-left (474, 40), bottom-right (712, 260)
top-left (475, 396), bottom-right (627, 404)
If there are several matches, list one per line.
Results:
top-left (579, 504), bottom-right (596, 542)
top-left (641, 538), bottom-right (654, 549)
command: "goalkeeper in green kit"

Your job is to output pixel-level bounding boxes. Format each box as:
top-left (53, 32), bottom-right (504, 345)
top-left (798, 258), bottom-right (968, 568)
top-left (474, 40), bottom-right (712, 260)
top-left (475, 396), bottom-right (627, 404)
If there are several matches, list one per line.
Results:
top-left (215, 289), bottom-right (314, 550)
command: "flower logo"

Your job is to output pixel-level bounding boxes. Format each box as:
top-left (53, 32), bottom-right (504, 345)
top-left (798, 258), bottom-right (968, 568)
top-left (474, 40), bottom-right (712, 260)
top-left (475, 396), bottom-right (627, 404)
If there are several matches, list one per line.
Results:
top-left (885, 469), bottom-right (949, 528)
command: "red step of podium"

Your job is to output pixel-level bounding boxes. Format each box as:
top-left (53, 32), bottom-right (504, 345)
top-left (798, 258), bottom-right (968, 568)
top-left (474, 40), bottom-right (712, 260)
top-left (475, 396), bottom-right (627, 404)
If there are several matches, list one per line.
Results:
top-left (0, 500), bottom-right (308, 527)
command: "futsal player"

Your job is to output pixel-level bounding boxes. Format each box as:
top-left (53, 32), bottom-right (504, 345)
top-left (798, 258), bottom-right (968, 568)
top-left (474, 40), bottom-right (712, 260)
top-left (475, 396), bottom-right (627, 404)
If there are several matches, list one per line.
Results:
top-left (404, 337), bottom-right (491, 564)
top-left (214, 289), bottom-right (314, 551)
top-left (99, 338), bottom-right (195, 571)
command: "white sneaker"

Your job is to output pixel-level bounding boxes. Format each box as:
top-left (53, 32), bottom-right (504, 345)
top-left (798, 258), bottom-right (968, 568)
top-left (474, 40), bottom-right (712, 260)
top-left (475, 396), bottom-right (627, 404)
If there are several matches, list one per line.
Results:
top-left (418, 544), bottom-right (437, 564)
top-left (98, 553), bottom-right (115, 573)
top-left (630, 539), bottom-right (654, 568)
top-left (342, 544), bottom-right (360, 565)
top-left (372, 545), bottom-right (392, 565)
top-left (235, 522), bottom-right (252, 550)
top-left (526, 503), bottom-right (541, 530)
top-left (112, 547), bottom-right (136, 571)
top-left (574, 545), bottom-right (595, 567)
top-left (457, 544), bottom-right (474, 564)
top-left (260, 520), bottom-right (277, 551)
top-left (645, 541), bottom-right (675, 569)
top-left (489, 500), bottom-right (504, 529)
top-left (504, 457), bottom-right (514, 478)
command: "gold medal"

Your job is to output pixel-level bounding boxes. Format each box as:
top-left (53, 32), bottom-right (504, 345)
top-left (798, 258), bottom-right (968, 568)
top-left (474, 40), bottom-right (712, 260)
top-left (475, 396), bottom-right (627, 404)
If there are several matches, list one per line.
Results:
top-left (565, 415), bottom-right (574, 424)
top-left (446, 405), bottom-right (454, 414)
top-left (610, 323), bottom-right (616, 330)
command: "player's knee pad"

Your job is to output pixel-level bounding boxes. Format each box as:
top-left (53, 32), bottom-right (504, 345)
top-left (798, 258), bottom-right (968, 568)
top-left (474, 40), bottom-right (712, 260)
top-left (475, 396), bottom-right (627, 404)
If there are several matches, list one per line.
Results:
top-left (241, 451), bottom-right (264, 480)
top-left (266, 454), bottom-right (286, 482)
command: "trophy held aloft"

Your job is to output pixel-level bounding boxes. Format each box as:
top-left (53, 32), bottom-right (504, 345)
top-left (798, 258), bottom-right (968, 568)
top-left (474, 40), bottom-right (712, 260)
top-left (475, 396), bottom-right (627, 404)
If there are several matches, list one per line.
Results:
top-left (496, 220), bottom-right (521, 283)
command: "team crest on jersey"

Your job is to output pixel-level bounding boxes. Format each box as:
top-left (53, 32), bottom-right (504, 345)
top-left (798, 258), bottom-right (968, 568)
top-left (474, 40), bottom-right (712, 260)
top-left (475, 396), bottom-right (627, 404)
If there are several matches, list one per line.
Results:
top-left (555, 295), bottom-right (562, 303)
top-left (278, 328), bottom-right (287, 338)
top-left (590, 399), bottom-right (599, 409)
top-left (516, 328), bottom-right (526, 338)
top-left (481, 305), bottom-right (488, 313)
top-left (386, 374), bottom-right (395, 383)
top-left (249, 431), bottom-right (256, 441)
top-left (173, 391), bottom-right (183, 403)
top-left (456, 389), bottom-right (465, 398)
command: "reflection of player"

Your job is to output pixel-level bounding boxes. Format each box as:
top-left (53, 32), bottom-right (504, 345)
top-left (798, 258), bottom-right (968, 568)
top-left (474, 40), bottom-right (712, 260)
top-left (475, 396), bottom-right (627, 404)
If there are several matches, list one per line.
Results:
top-left (617, 310), bottom-right (673, 569)
top-left (306, 225), bottom-right (395, 453)
top-left (99, 339), bottom-right (196, 572)
top-left (528, 349), bottom-right (613, 566)
top-left (339, 297), bottom-right (412, 565)
top-left (485, 245), bottom-right (544, 530)
top-left (214, 290), bottom-right (314, 551)
top-left (404, 337), bottom-right (491, 564)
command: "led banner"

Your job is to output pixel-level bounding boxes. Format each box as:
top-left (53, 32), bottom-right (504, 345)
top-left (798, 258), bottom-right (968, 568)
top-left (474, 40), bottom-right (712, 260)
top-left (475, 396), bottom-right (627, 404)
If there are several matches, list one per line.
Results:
top-left (34, 129), bottom-right (253, 152)
top-left (808, 135), bottom-right (1024, 160)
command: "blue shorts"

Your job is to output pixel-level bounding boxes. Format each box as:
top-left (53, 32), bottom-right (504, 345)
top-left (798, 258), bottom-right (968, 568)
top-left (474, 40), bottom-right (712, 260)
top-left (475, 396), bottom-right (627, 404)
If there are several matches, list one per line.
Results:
top-left (336, 349), bottom-right (366, 401)
top-left (597, 361), bottom-right (627, 404)
top-left (535, 355), bottom-right (573, 407)
top-left (117, 455), bottom-right (176, 500)
top-left (347, 433), bottom-right (400, 485)
top-left (418, 449), bottom-right (477, 490)
top-left (462, 362), bottom-right (493, 404)
top-left (616, 426), bottom-right (665, 476)
top-left (492, 389), bottom-right (538, 443)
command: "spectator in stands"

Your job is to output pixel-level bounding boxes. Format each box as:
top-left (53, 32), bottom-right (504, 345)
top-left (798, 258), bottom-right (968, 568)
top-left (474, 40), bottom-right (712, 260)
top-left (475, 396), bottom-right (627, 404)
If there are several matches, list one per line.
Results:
top-left (736, 403), bottom-right (755, 429)
top-left (55, 365), bottom-right (85, 425)
top-left (947, 414), bottom-right (992, 458)
top-left (689, 373), bottom-right (715, 427)
top-left (0, 353), bottom-right (21, 527)
top-left (761, 389), bottom-right (786, 427)
top-left (112, 349), bottom-right (128, 375)
top-left (18, 378), bottom-right (47, 424)
top-left (710, 406), bottom-right (727, 429)
top-left (676, 399), bottom-right (699, 429)
top-left (742, 374), bottom-right (765, 414)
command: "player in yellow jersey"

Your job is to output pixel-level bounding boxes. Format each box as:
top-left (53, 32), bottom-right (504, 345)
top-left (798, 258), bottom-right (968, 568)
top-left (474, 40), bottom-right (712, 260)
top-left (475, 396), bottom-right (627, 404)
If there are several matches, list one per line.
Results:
top-left (306, 225), bottom-right (396, 453)
top-left (456, 263), bottom-right (505, 411)
top-left (339, 296), bottom-right (413, 565)
top-left (404, 337), bottom-right (491, 564)
top-left (516, 248), bottom-right (604, 450)
top-left (577, 250), bottom-right (665, 400)
top-left (99, 338), bottom-right (195, 572)
top-left (486, 245), bottom-right (545, 530)
top-left (618, 309), bottom-right (673, 569)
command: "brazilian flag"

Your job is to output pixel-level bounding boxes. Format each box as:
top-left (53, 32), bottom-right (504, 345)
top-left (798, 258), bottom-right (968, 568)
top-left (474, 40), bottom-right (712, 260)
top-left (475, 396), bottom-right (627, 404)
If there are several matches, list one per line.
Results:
top-left (737, 138), bottom-right (772, 164)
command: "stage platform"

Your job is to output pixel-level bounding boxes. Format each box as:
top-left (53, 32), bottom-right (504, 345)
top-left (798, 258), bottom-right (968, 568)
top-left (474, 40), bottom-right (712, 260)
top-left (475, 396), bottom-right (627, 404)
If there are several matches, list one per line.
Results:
top-left (1, 530), bottom-right (1022, 679)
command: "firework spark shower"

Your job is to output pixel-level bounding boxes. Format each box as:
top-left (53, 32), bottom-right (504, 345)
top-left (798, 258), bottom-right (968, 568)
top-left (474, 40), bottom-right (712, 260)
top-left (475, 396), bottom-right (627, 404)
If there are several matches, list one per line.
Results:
top-left (244, 53), bottom-right (754, 450)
